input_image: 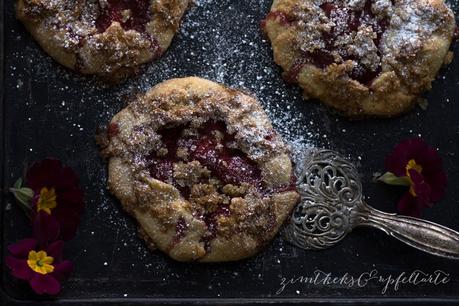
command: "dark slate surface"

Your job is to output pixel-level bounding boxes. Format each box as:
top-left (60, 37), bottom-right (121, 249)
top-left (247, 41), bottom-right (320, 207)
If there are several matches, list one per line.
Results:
top-left (1, 0), bottom-right (459, 304)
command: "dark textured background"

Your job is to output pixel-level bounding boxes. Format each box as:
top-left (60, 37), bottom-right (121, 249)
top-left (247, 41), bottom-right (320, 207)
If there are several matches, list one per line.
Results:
top-left (1, 0), bottom-right (459, 304)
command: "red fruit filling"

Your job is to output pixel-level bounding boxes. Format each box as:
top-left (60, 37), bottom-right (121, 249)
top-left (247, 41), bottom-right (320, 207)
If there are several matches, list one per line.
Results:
top-left (454, 26), bottom-right (459, 40)
top-left (169, 216), bottom-right (189, 248)
top-left (147, 121), bottom-right (296, 251)
top-left (148, 120), bottom-right (296, 195)
top-left (107, 122), bottom-right (120, 139)
top-left (199, 204), bottom-right (231, 251)
top-left (273, 1), bottom-right (390, 85)
top-left (147, 121), bottom-right (263, 194)
top-left (261, 11), bottom-right (299, 28)
top-left (96, 0), bottom-right (152, 33)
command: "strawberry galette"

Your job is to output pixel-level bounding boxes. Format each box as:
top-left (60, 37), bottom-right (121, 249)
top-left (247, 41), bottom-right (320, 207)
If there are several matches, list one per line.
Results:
top-left (16, 0), bottom-right (189, 82)
top-left (98, 77), bottom-right (300, 262)
top-left (263, 0), bottom-right (456, 117)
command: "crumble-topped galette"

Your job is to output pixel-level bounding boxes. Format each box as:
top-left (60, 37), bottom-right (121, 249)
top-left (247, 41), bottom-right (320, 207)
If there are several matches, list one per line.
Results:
top-left (263, 0), bottom-right (456, 117)
top-left (98, 77), bottom-right (300, 262)
top-left (16, 0), bottom-right (189, 82)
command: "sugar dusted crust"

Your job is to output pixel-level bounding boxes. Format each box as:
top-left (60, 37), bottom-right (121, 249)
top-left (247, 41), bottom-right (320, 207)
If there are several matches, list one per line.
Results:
top-left (263, 0), bottom-right (456, 117)
top-left (16, 0), bottom-right (189, 82)
top-left (99, 77), bottom-right (300, 262)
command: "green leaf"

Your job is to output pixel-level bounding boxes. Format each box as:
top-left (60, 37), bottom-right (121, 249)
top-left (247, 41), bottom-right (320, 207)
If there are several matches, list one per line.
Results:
top-left (9, 184), bottom-right (34, 218)
top-left (377, 172), bottom-right (411, 187)
top-left (13, 178), bottom-right (22, 189)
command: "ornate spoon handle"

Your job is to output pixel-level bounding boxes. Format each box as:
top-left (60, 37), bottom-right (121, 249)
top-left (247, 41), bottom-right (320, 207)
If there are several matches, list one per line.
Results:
top-left (358, 203), bottom-right (459, 259)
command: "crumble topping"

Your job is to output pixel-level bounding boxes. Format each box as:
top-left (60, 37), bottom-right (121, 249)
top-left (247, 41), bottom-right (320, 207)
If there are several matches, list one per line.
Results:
top-left (189, 183), bottom-right (229, 212)
top-left (173, 161), bottom-right (211, 188)
top-left (266, 0), bottom-right (453, 84)
top-left (100, 78), bottom-right (300, 260)
top-left (17, 0), bottom-right (189, 79)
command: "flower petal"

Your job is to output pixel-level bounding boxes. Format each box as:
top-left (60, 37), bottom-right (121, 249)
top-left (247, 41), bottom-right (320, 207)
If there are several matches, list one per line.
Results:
top-left (59, 166), bottom-right (80, 187)
top-left (415, 144), bottom-right (443, 173)
top-left (25, 158), bottom-right (85, 241)
top-left (52, 260), bottom-right (73, 282)
top-left (32, 211), bottom-right (60, 246)
top-left (424, 171), bottom-right (448, 202)
top-left (384, 139), bottom-right (419, 176)
top-left (384, 152), bottom-right (408, 177)
top-left (408, 169), bottom-right (431, 208)
top-left (57, 188), bottom-right (85, 209)
top-left (26, 159), bottom-right (62, 191)
top-left (397, 192), bottom-right (424, 218)
top-left (29, 274), bottom-right (61, 295)
top-left (5, 256), bottom-right (33, 280)
top-left (53, 196), bottom-right (84, 241)
top-left (385, 138), bottom-right (448, 216)
top-left (384, 138), bottom-right (440, 177)
top-left (46, 240), bottom-right (65, 261)
top-left (7, 238), bottom-right (37, 258)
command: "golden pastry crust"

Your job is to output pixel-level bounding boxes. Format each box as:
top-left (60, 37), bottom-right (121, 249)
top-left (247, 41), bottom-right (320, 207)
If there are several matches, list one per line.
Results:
top-left (98, 77), bottom-right (300, 262)
top-left (263, 0), bottom-right (456, 117)
top-left (16, 0), bottom-right (189, 82)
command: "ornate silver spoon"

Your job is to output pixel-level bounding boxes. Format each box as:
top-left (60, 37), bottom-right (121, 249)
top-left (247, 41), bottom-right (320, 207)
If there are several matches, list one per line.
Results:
top-left (284, 149), bottom-right (459, 259)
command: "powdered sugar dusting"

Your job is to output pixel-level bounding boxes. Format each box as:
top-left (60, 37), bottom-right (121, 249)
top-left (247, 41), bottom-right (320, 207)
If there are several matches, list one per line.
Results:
top-left (275, 0), bottom-right (454, 84)
top-left (382, 0), bottom-right (453, 59)
top-left (133, 1), bottom-right (320, 151)
top-left (4, 0), bottom-right (459, 297)
top-left (6, 0), bottom-right (325, 265)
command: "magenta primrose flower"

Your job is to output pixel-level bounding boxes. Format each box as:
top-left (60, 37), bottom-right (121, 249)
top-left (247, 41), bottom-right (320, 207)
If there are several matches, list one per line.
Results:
top-left (5, 238), bottom-right (73, 295)
top-left (26, 159), bottom-right (85, 243)
top-left (379, 138), bottom-right (447, 217)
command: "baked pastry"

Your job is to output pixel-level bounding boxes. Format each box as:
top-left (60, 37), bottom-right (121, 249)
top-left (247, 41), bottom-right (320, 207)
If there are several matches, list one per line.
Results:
top-left (16, 0), bottom-right (189, 82)
top-left (98, 77), bottom-right (300, 262)
top-left (262, 0), bottom-right (456, 117)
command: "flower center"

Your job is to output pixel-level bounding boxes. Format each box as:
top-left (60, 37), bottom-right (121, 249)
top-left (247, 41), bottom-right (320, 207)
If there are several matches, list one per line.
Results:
top-left (405, 159), bottom-right (423, 196)
top-left (406, 159), bottom-right (423, 176)
top-left (27, 250), bottom-right (54, 275)
top-left (36, 187), bottom-right (57, 214)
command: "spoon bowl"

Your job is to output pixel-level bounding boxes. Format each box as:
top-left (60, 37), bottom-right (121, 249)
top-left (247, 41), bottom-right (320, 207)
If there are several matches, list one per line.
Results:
top-left (284, 149), bottom-right (459, 259)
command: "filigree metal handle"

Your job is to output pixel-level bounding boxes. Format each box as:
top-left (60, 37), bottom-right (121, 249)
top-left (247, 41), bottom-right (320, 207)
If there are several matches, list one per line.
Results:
top-left (285, 148), bottom-right (459, 259)
top-left (358, 204), bottom-right (459, 259)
